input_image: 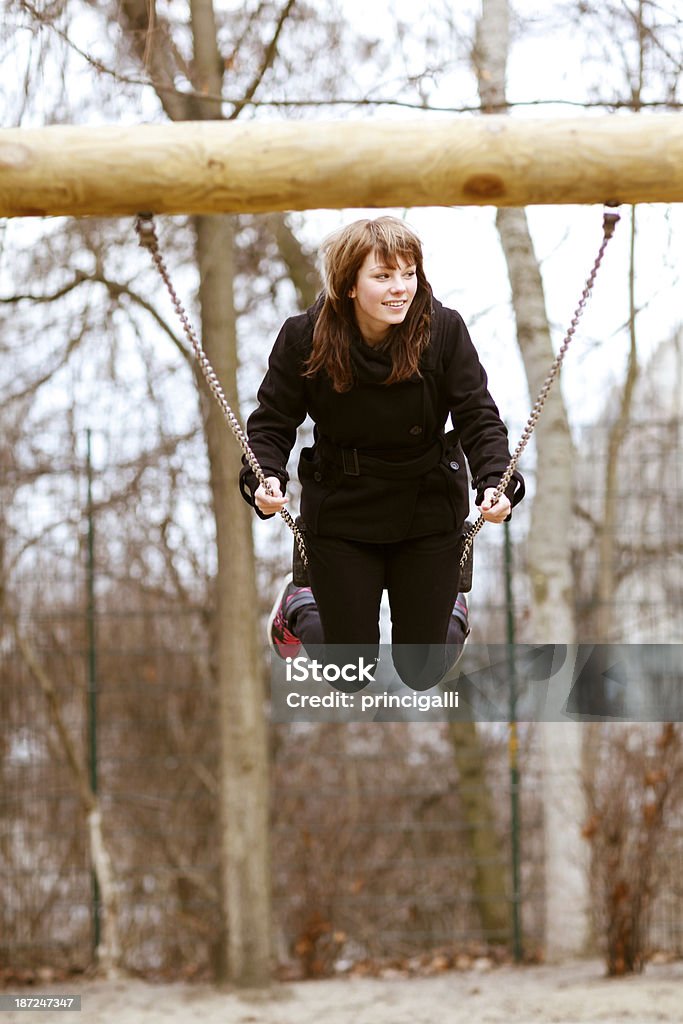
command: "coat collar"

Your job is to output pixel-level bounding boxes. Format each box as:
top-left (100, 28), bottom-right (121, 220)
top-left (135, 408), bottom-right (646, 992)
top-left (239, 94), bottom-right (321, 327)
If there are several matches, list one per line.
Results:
top-left (305, 294), bottom-right (444, 383)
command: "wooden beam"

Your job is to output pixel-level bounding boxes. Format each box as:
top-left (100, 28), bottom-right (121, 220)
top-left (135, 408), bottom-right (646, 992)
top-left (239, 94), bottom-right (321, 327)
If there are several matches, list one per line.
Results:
top-left (1, 115), bottom-right (682, 217)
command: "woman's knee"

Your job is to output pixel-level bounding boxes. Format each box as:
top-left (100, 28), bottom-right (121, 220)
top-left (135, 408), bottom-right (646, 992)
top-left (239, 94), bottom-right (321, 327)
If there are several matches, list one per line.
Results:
top-left (391, 643), bottom-right (451, 691)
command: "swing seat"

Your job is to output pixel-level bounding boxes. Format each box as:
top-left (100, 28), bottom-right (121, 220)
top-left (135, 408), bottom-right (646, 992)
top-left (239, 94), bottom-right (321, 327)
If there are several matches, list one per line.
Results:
top-left (457, 521), bottom-right (475, 593)
top-left (292, 516), bottom-right (310, 587)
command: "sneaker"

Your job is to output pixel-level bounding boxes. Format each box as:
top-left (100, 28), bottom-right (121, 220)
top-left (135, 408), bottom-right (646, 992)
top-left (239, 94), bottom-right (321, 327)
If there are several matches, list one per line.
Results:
top-left (443, 593), bottom-right (470, 682)
top-left (452, 593), bottom-right (470, 638)
top-left (267, 574), bottom-right (316, 659)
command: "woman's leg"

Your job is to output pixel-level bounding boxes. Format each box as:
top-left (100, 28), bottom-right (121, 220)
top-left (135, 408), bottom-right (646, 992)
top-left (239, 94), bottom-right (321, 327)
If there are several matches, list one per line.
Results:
top-left (385, 531), bottom-right (464, 690)
top-left (290, 603), bottom-right (324, 646)
top-left (304, 532), bottom-right (386, 692)
top-left (270, 531), bottom-right (386, 653)
top-left (304, 533), bottom-right (385, 643)
top-left (272, 529), bottom-right (468, 688)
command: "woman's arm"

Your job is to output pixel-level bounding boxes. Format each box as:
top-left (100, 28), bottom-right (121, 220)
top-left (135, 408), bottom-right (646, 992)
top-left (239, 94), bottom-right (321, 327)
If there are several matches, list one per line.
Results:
top-left (239, 316), bottom-right (309, 519)
top-left (443, 308), bottom-right (524, 513)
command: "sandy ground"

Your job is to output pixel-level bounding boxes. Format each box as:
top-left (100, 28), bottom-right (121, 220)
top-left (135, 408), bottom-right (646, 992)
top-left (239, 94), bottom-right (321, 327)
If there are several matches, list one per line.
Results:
top-left (3, 960), bottom-right (683, 1024)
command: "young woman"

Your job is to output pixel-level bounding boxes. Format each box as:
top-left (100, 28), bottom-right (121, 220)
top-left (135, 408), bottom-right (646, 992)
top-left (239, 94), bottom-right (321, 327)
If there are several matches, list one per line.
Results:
top-left (239, 216), bottom-right (524, 690)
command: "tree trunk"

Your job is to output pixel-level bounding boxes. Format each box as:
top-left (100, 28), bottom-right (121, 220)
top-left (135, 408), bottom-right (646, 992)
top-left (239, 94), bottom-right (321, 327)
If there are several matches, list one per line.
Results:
top-left (494, 208), bottom-right (576, 640)
top-left (190, 0), bottom-right (271, 985)
top-left (595, 207), bottom-right (639, 641)
top-left (447, 722), bottom-right (510, 941)
top-left (118, 0), bottom-right (272, 985)
top-left (475, 0), bottom-right (589, 959)
top-left (441, 0), bottom-right (510, 946)
top-left (195, 212), bottom-right (271, 986)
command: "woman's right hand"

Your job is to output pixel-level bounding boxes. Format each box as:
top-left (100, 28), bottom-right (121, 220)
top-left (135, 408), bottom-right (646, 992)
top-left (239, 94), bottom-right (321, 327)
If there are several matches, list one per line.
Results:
top-left (254, 476), bottom-right (288, 515)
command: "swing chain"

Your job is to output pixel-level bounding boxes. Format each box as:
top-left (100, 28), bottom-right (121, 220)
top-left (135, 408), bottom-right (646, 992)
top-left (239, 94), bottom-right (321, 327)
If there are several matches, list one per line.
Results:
top-left (458, 207), bottom-right (621, 571)
top-left (134, 213), bottom-right (309, 570)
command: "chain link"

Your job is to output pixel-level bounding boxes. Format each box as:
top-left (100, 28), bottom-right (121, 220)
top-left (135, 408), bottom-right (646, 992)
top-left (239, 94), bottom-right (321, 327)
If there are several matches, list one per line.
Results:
top-left (134, 213), bottom-right (309, 570)
top-left (458, 208), bottom-right (620, 570)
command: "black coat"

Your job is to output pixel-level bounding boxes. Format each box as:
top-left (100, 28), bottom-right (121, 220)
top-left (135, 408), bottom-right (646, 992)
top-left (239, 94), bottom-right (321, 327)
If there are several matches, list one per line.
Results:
top-left (239, 298), bottom-right (524, 542)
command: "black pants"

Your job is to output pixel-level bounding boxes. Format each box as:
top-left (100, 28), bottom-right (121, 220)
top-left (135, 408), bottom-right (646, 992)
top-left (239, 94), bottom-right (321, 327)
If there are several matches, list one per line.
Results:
top-left (292, 530), bottom-right (465, 691)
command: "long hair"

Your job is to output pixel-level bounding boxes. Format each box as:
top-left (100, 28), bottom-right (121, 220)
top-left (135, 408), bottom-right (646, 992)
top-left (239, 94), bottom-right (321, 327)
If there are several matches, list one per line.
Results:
top-left (304, 216), bottom-right (432, 393)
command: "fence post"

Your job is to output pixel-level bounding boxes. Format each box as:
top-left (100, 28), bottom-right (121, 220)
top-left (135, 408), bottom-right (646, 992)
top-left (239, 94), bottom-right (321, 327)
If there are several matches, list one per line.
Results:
top-left (504, 521), bottom-right (523, 962)
top-left (85, 429), bottom-right (100, 954)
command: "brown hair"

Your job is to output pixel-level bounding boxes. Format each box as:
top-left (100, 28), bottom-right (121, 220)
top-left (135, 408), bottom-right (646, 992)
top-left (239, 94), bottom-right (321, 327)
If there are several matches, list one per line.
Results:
top-left (304, 216), bottom-right (432, 393)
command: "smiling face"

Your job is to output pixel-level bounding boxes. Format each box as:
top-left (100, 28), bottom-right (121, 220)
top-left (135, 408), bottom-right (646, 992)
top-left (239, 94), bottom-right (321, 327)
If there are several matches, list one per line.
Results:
top-left (349, 250), bottom-right (418, 345)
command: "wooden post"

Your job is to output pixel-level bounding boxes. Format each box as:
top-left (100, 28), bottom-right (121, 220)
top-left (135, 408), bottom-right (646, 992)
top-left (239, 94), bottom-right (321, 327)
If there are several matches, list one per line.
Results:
top-left (1, 115), bottom-right (682, 216)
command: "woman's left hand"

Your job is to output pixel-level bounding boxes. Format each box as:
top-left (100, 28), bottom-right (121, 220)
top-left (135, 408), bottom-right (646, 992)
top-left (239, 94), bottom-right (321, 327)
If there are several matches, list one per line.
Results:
top-left (480, 487), bottom-right (511, 523)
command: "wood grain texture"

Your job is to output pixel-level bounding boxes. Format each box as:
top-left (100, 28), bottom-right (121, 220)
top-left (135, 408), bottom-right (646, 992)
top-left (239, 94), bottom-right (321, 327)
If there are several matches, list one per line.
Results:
top-left (0, 115), bottom-right (681, 217)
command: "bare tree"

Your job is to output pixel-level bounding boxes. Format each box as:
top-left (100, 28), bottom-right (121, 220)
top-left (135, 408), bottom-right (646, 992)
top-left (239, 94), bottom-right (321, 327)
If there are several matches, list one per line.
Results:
top-left (473, 1), bottom-right (576, 645)
top-left (582, 724), bottom-right (683, 974)
top-left (5, 612), bottom-right (123, 977)
top-left (110, 0), bottom-right (292, 985)
top-left (569, 0), bottom-right (682, 639)
top-left (4, 0), bottom-right (388, 985)
top-left (473, 0), bottom-right (592, 959)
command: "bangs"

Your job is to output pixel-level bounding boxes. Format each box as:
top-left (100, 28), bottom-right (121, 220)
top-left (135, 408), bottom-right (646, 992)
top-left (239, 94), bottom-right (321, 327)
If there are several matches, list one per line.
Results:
top-left (369, 219), bottom-right (421, 268)
top-left (372, 245), bottom-right (418, 270)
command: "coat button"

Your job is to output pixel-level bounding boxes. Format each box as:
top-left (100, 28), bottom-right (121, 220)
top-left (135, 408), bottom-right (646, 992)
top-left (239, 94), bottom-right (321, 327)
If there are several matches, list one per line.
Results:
top-left (449, 460), bottom-right (460, 471)
top-left (314, 471), bottom-right (322, 482)
top-left (409, 425), bottom-right (423, 435)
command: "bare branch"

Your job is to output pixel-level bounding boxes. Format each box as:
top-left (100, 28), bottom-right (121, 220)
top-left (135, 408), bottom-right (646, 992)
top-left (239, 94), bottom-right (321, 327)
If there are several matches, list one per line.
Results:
top-left (6, 609), bottom-right (93, 809)
top-left (116, 0), bottom-right (193, 121)
top-left (228, 0), bottom-right (297, 120)
top-left (266, 213), bottom-right (320, 309)
top-left (92, 273), bottom-right (194, 370)
top-left (3, 330), bottom-right (86, 405)
top-left (0, 270), bottom-right (89, 304)
top-left (573, 502), bottom-right (601, 532)
top-left (2, 264), bottom-right (194, 372)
